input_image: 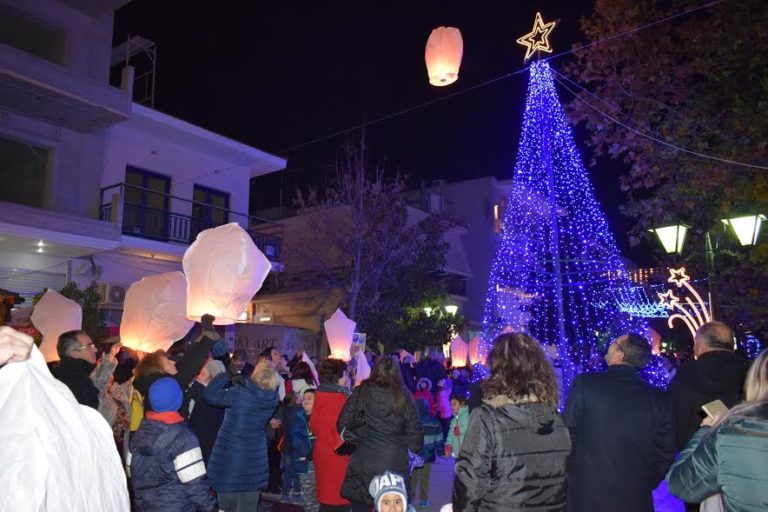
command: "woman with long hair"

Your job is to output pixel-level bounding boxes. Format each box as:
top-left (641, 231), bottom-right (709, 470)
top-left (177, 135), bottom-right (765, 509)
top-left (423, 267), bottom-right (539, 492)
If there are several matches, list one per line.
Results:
top-left (453, 332), bottom-right (571, 511)
top-left (667, 348), bottom-right (768, 510)
top-left (291, 361), bottom-right (318, 399)
top-left (338, 356), bottom-right (423, 512)
top-left (204, 358), bottom-right (282, 511)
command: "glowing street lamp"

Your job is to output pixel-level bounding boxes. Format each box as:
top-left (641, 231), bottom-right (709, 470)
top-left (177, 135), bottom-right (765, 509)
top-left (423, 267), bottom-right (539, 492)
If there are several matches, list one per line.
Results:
top-left (721, 214), bottom-right (766, 246)
top-left (444, 304), bottom-right (458, 315)
top-left (648, 223), bottom-right (689, 254)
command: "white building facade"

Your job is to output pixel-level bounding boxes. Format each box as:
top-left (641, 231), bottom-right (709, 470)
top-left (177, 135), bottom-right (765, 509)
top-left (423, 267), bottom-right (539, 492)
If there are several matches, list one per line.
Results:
top-left (0, 0), bottom-right (285, 317)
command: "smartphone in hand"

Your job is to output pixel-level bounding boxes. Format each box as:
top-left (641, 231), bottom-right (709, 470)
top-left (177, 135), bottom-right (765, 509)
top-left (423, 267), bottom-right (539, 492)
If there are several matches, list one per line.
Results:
top-left (702, 399), bottom-right (729, 418)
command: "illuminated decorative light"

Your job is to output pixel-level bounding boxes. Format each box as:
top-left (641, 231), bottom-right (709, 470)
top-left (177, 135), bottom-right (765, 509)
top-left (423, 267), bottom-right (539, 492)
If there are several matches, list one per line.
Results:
top-left (324, 308), bottom-right (356, 361)
top-left (481, 60), bottom-right (653, 393)
top-left (516, 12), bottom-right (557, 61)
top-left (657, 267), bottom-right (711, 339)
top-left (649, 224), bottom-right (688, 254)
top-left (450, 335), bottom-right (469, 367)
top-left (425, 26), bottom-right (463, 86)
top-left (444, 305), bottom-right (458, 315)
top-left (37, 240), bottom-right (45, 248)
top-left (423, 307), bottom-right (433, 316)
top-left (721, 214), bottom-right (766, 246)
top-left (258, 316), bottom-right (272, 322)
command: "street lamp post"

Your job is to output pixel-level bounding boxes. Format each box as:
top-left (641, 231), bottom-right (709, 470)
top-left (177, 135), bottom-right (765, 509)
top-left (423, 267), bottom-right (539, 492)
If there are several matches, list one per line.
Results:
top-left (650, 214), bottom-right (765, 321)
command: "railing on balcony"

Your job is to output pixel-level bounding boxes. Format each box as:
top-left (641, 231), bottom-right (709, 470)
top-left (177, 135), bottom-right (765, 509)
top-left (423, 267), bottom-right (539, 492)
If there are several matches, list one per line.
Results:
top-left (100, 183), bottom-right (283, 262)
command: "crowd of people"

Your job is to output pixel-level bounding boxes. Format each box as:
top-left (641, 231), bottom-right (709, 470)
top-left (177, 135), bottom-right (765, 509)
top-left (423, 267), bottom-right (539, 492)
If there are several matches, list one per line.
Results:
top-left (1, 317), bottom-right (767, 512)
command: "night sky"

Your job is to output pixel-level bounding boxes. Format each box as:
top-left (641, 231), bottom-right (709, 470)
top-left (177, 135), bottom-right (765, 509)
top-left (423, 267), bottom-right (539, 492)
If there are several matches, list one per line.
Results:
top-left (113, 1), bottom-right (639, 255)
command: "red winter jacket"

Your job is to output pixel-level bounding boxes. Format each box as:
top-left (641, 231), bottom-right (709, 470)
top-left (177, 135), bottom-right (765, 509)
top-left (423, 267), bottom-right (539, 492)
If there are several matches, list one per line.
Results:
top-left (310, 387), bottom-right (351, 505)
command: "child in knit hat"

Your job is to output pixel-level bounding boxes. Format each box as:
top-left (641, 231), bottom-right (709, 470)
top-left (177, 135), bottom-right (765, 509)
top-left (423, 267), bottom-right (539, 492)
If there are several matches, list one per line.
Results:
top-left (369, 471), bottom-right (415, 512)
top-left (128, 377), bottom-right (216, 511)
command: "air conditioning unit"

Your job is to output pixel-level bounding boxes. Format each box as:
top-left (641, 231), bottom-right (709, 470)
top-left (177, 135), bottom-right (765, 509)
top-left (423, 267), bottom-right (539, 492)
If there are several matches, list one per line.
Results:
top-left (98, 283), bottom-right (127, 305)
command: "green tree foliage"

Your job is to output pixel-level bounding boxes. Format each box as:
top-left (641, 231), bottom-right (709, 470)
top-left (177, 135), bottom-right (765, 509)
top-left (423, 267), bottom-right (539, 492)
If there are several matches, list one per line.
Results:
top-left (564, 0), bottom-right (768, 333)
top-left (34, 282), bottom-right (106, 344)
top-left (290, 134), bottom-right (459, 349)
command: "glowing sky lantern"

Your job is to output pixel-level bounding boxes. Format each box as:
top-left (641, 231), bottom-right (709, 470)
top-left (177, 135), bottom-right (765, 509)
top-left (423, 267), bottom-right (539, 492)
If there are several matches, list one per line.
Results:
top-left (183, 223), bottom-right (271, 324)
top-left (120, 272), bottom-right (194, 353)
top-left (468, 335), bottom-right (485, 365)
top-left (324, 308), bottom-right (356, 361)
top-left (450, 334), bottom-right (469, 367)
top-left (425, 26), bottom-right (463, 87)
top-left (31, 290), bottom-right (82, 363)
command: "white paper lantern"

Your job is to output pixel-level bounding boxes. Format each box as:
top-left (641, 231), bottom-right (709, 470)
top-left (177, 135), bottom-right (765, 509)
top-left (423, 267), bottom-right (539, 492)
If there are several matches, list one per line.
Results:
top-left (120, 272), bottom-right (195, 353)
top-left (31, 290), bottom-right (82, 363)
top-left (354, 347), bottom-right (371, 386)
top-left (468, 336), bottom-right (485, 365)
top-left (324, 308), bottom-right (356, 361)
top-left (183, 223), bottom-right (271, 325)
top-left (425, 26), bottom-right (463, 87)
top-left (450, 335), bottom-right (469, 367)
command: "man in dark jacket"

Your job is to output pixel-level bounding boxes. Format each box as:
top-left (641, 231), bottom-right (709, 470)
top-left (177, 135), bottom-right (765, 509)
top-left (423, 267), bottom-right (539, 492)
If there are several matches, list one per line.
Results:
top-left (669, 321), bottom-right (748, 451)
top-left (50, 330), bottom-right (100, 409)
top-left (668, 321), bottom-right (749, 511)
top-left (563, 333), bottom-right (675, 512)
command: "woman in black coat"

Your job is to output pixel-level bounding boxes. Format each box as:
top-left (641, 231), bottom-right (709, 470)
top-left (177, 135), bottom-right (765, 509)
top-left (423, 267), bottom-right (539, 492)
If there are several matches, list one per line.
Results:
top-left (453, 333), bottom-right (571, 512)
top-left (337, 357), bottom-right (423, 512)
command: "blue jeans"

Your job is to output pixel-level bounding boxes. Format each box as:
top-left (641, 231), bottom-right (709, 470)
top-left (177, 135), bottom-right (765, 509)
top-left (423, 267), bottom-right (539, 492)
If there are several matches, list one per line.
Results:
top-left (282, 454), bottom-right (301, 495)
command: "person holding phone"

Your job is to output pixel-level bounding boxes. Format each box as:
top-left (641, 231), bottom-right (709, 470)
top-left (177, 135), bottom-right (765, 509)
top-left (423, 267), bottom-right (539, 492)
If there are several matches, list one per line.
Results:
top-left (667, 348), bottom-right (768, 511)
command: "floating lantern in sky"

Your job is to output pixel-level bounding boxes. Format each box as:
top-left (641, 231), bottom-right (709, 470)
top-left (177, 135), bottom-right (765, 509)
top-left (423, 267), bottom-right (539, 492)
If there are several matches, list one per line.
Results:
top-left (450, 334), bottom-right (469, 367)
top-left (31, 290), bottom-right (82, 363)
top-left (425, 26), bottom-right (463, 87)
top-left (324, 308), bottom-right (356, 361)
top-left (183, 223), bottom-right (271, 324)
top-left (120, 272), bottom-right (194, 353)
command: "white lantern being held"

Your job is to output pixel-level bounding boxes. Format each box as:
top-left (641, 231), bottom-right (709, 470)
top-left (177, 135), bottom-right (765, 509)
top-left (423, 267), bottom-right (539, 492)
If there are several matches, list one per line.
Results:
top-left (31, 290), bottom-right (82, 363)
top-left (425, 26), bottom-right (463, 87)
top-left (120, 272), bottom-right (195, 353)
top-left (450, 334), bottom-right (469, 367)
top-left (468, 335), bottom-right (484, 365)
top-left (324, 308), bottom-right (356, 361)
top-left (183, 223), bottom-right (271, 324)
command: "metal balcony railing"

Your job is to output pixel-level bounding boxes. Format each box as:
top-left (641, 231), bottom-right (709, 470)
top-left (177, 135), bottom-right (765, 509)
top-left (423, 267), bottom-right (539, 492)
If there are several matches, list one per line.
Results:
top-left (100, 183), bottom-right (283, 262)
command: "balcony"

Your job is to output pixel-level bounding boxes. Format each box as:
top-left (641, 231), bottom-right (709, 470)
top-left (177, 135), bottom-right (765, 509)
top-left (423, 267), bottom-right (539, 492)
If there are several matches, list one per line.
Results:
top-left (100, 183), bottom-right (283, 263)
top-left (0, 43), bottom-right (130, 132)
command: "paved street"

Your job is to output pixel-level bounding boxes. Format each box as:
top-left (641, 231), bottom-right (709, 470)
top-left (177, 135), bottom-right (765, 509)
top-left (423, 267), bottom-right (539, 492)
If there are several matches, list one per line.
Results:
top-left (262, 455), bottom-right (685, 511)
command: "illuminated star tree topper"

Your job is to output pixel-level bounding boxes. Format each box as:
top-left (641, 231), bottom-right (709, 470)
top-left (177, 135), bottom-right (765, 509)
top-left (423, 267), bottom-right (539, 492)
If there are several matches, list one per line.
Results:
top-left (516, 12), bottom-right (558, 61)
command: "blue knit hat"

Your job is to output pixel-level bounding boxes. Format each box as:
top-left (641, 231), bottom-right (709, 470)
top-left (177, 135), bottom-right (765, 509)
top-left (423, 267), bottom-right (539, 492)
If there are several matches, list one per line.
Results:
top-left (148, 377), bottom-right (183, 413)
top-left (369, 472), bottom-right (408, 512)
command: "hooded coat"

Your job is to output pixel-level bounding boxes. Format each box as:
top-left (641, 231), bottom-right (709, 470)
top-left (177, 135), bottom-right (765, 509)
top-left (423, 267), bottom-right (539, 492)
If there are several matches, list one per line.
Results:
top-left (453, 397), bottom-right (571, 512)
top-left (128, 418), bottom-right (217, 512)
top-left (203, 372), bottom-right (279, 492)
top-left (337, 384), bottom-right (423, 507)
top-left (668, 350), bottom-right (749, 450)
top-left (667, 402), bottom-right (768, 511)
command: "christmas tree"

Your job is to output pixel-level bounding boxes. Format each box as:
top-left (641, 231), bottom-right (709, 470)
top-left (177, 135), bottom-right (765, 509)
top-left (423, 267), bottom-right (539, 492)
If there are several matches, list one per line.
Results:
top-left (481, 60), bottom-right (650, 390)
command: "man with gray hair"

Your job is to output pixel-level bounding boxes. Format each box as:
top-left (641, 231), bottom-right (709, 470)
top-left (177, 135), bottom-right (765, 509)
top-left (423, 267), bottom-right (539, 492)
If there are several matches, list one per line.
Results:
top-left (50, 330), bottom-right (102, 409)
top-left (669, 321), bottom-right (749, 451)
top-left (564, 333), bottom-right (674, 512)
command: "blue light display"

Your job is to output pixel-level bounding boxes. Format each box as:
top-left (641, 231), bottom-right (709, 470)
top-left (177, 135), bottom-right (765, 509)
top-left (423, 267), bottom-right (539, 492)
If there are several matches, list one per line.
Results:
top-left (481, 61), bottom-right (661, 390)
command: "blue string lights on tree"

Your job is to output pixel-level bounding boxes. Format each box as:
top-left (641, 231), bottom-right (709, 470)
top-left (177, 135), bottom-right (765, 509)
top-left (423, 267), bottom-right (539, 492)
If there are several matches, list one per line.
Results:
top-left (481, 58), bottom-right (659, 391)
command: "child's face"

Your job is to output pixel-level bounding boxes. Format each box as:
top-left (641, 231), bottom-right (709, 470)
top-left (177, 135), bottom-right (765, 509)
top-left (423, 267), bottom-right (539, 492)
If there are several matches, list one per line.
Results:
top-left (451, 398), bottom-right (461, 416)
top-left (379, 493), bottom-right (404, 512)
top-left (302, 392), bottom-right (315, 415)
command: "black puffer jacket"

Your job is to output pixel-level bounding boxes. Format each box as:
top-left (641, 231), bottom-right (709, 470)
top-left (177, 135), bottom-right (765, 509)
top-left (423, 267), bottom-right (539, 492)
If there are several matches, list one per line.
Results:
top-left (337, 384), bottom-right (423, 507)
top-left (668, 350), bottom-right (749, 451)
top-left (453, 398), bottom-right (571, 512)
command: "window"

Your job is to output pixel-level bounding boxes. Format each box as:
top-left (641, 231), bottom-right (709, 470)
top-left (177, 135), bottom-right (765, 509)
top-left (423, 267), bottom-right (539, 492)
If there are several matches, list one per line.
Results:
top-left (192, 185), bottom-right (230, 236)
top-left (0, 135), bottom-right (50, 208)
top-left (0, 7), bottom-right (65, 65)
top-left (123, 166), bottom-right (170, 239)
